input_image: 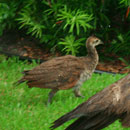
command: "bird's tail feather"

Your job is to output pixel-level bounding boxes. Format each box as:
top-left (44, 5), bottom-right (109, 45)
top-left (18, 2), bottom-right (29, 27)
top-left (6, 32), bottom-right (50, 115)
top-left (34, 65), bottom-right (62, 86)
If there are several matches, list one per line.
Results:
top-left (50, 110), bottom-right (79, 129)
top-left (65, 112), bottom-right (117, 130)
top-left (13, 70), bottom-right (29, 86)
top-left (13, 78), bottom-right (25, 86)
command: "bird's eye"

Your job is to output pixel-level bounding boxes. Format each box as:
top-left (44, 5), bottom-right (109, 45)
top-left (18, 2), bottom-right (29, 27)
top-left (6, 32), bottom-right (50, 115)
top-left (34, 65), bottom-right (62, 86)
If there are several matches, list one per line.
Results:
top-left (95, 39), bottom-right (99, 42)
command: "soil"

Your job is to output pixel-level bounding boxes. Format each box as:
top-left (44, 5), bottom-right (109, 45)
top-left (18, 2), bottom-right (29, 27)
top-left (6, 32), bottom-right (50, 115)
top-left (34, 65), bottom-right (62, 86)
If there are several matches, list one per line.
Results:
top-left (0, 31), bottom-right (129, 74)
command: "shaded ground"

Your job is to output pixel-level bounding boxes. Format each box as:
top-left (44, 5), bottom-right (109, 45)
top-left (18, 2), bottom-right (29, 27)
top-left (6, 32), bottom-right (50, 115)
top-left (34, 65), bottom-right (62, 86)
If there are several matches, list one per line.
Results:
top-left (0, 31), bottom-right (60, 61)
top-left (0, 31), bottom-right (129, 74)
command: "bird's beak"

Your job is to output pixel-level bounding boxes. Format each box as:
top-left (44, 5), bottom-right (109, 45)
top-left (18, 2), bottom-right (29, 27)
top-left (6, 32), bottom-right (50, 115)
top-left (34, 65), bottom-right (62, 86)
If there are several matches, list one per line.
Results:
top-left (100, 40), bottom-right (104, 44)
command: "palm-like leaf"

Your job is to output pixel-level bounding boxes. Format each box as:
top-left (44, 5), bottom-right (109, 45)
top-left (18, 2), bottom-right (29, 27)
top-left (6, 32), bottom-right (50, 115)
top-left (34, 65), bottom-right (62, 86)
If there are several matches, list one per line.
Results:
top-left (16, 8), bottom-right (45, 38)
top-left (58, 35), bottom-right (85, 56)
top-left (57, 6), bottom-right (93, 35)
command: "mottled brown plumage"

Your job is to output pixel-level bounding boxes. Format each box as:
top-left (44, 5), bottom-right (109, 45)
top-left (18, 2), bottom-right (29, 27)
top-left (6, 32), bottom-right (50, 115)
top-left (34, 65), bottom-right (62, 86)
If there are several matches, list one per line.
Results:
top-left (17, 36), bottom-right (103, 103)
top-left (51, 74), bottom-right (130, 130)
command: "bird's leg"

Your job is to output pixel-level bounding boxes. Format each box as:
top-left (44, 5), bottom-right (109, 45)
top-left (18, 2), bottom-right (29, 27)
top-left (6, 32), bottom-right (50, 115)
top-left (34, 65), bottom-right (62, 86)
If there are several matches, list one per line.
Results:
top-left (73, 86), bottom-right (84, 98)
top-left (48, 89), bottom-right (58, 104)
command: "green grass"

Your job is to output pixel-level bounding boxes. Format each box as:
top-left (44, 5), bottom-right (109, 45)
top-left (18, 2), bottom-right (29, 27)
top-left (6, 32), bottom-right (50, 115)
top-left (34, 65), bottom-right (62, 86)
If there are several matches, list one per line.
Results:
top-left (0, 56), bottom-right (129, 130)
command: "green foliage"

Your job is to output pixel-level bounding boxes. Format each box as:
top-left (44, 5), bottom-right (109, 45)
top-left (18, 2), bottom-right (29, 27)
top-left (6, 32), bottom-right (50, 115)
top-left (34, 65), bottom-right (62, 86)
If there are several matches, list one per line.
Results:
top-left (109, 31), bottom-right (130, 56)
top-left (0, 0), bottom-right (129, 57)
top-left (16, 8), bottom-right (45, 38)
top-left (58, 35), bottom-right (85, 56)
top-left (0, 2), bottom-right (16, 35)
top-left (119, 0), bottom-right (130, 6)
top-left (0, 56), bottom-right (126, 130)
top-left (57, 6), bottom-right (93, 35)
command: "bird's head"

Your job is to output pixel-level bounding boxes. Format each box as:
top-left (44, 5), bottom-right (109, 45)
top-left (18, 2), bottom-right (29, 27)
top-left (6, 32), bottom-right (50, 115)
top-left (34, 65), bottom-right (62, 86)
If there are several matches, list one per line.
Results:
top-left (86, 36), bottom-right (103, 48)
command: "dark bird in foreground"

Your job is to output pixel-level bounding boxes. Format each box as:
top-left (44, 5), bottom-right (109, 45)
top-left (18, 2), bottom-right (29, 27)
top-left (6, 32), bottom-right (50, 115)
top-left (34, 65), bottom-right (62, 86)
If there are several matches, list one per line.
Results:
top-left (16, 36), bottom-right (103, 103)
top-left (51, 74), bottom-right (130, 130)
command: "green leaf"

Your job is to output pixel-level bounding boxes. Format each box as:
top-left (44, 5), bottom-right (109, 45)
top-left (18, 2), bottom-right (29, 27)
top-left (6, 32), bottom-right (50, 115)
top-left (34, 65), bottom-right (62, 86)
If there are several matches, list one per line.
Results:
top-left (58, 35), bottom-right (85, 56)
top-left (57, 6), bottom-right (93, 35)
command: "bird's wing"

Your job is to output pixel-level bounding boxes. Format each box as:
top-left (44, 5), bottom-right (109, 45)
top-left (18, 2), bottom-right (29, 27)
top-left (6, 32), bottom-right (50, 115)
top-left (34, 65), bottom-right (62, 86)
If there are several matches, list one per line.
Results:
top-left (19, 55), bottom-right (86, 89)
top-left (119, 74), bottom-right (130, 127)
top-left (51, 86), bottom-right (114, 129)
top-left (51, 74), bottom-right (130, 130)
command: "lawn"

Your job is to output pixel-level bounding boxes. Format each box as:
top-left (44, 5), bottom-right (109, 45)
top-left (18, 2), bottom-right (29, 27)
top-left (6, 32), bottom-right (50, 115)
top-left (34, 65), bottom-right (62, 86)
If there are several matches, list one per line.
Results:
top-left (0, 56), bottom-right (129, 130)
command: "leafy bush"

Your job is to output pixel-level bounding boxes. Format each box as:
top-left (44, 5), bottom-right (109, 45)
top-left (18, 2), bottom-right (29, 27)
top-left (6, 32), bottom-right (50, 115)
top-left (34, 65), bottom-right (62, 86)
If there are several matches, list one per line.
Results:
top-left (56, 5), bottom-right (93, 35)
top-left (119, 0), bottom-right (130, 6)
top-left (109, 31), bottom-right (130, 56)
top-left (0, 0), bottom-right (129, 57)
top-left (16, 8), bottom-right (45, 38)
top-left (0, 2), bottom-right (17, 35)
top-left (58, 35), bottom-right (85, 56)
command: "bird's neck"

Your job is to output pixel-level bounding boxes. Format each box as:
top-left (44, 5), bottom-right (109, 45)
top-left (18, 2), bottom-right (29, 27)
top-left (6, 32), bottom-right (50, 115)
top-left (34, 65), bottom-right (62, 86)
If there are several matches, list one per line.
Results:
top-left (88, 46), bottom-right (98, 61)
top-left (87, 45), bottom-right (99, 71)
